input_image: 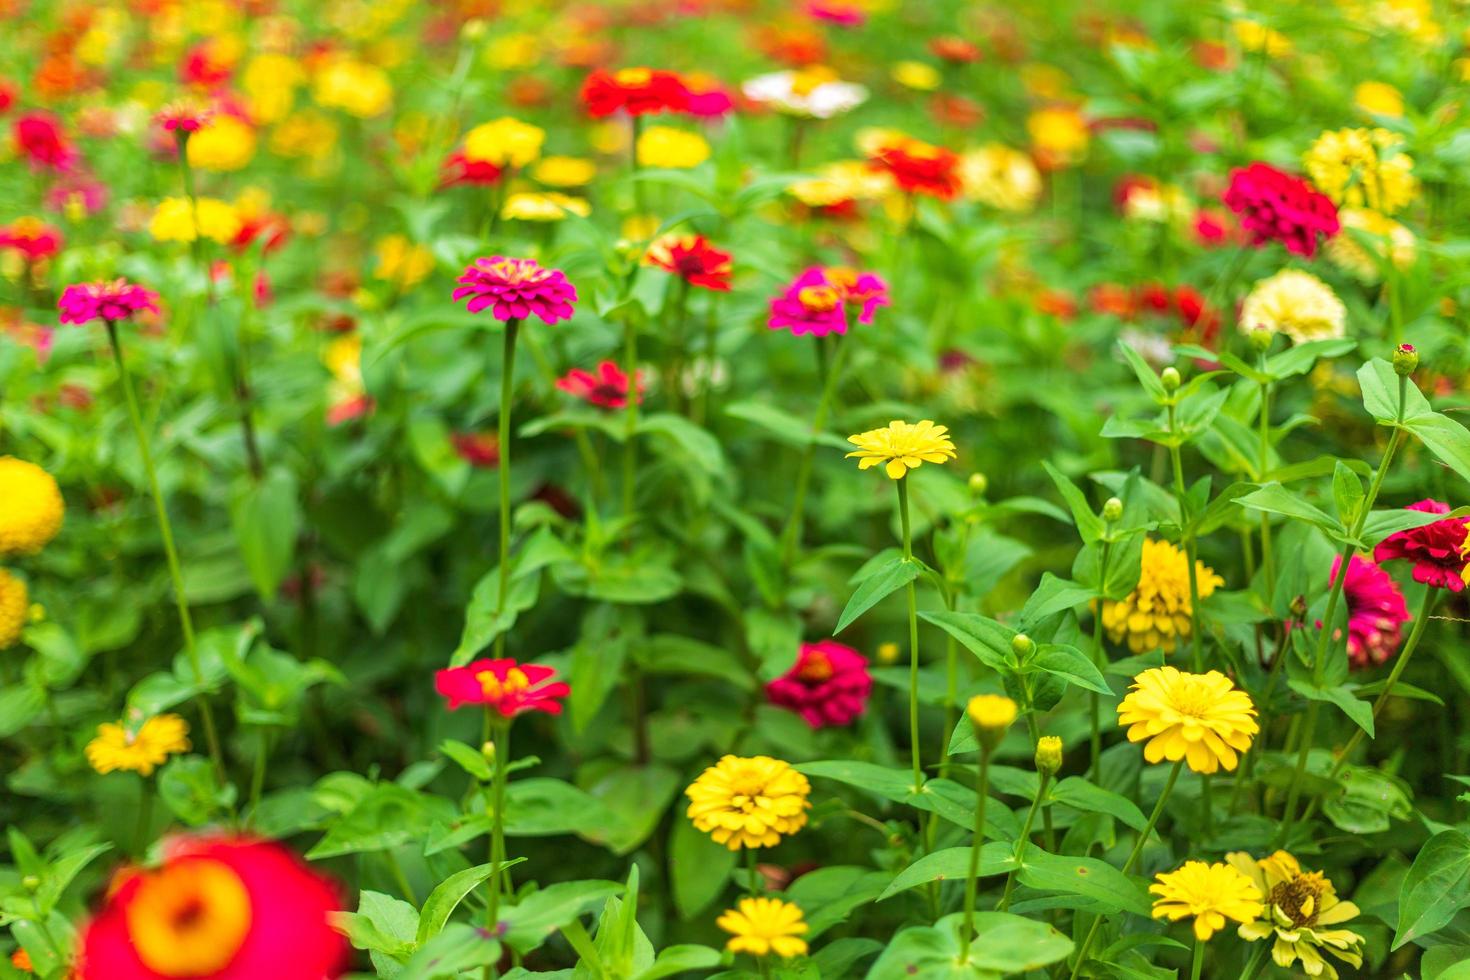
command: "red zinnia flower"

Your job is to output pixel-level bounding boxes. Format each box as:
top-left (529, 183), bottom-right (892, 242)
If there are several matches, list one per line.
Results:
top-left (1325, 556), bottom-right (1411, 669)
top-left (77, 835), bottom-right (346, 980)
top-left (452, 256), bottom-right (578, 324)
top-left (766, 640), bottom-right (872, 728)
top-left (869, 138), bottom-right (962, 200)
top-left (435, 658), bottom-right (570, 715)
top-left (452, 432), bottom-right (501, 468)
top-left (1374, 499), bottom-right (1470, 592)
top-left (580, 67), bottom-right (689, 117)
top-left (556, 360), bottom-right (643, 410)
top-left (58, 279), bottom-right (160, 325)
top-left (0, 217), bottom-right (63, 261)
top-left (645, 234), bottom-right (733, 291)
top-left (930, 36), bottom-right (982, 63)
top-left (1223, 162), bottom-right (1339, 258)
top-left (13, 112), bottom-right (75, 171)
top-left (440, 149), bottom-right (504, 188)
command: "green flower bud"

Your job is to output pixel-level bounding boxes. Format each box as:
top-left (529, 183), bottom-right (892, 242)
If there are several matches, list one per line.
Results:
top-left (1248, 326), bottom-right (1273, 353)
top-left (1035, 736), bottom-right (1063, 777)
top-left (1393, 343), bottom-right (1419, 377)
top-left (968, 472), bottom-right (989, 496)
top-left (1011, 633), bottom-right (1035, 660)
top-left (1161, 366), bottom-right (1181, 392)
top-left (1102, 497), bottom-right (1123, 522)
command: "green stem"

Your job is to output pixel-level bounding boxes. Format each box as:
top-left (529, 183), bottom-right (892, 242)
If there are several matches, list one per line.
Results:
top-left (780, 336), bottom-right (850, 565)
top-left (897, 477), bottom-right (923, 794)
top-left (1189, 936), bottom-right (1205, 980)
top-left (249, 729), bottom-right (269, 820)
top-left (134, 778), bottom-right (154, 856)
top-left (998, 770), bottom-right (1051, 912)
top-left (1166, 402), bottom-right (1204, 672)
top-left (1240, 940), bottom-right (1270, 980)
top-left (487, 718), bottom-right (512, 927)
top-left (959, 747), bottom-right (992, 953)
top-left (495, 319), bottom-right (521, 662)
top-left (1090, 539), bottom-right (1112, 780)
top-left (744, 845), bottom-right (761, 897)
top-left (621, 313), bottom-right (640, 525)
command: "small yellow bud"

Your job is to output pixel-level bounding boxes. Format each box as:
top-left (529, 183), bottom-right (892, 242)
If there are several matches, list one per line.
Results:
top-left (1248, 325), bottom-right (1273, 353)
top-left (968, 472), bottom-right (988, 496)
top-left (967, 694), bottom-right (1018, 748)
top-left (1102, 497), bottom-right (1123, 523)
top-left (1035, 736), bottom-right (1063, 776)
top-left (481, 740), bottom-right (496, 763)
top-left (876, 642), bottom-right (901, 665)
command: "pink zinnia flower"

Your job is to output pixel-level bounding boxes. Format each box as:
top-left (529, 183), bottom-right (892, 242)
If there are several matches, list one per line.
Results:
top-left (436, 658), bottom-right (570, 716)
top-left (766, 640), bottom-right (872, 728)
top-left (768, 266), bottom-right (889, 337)
top-left (1223, 162), bottom-right (1339, 258)
top-left (452, 256), bottom-right (578, 324)
top-left (0, 217), bottom-right (63, 261)
top-left (1373, 499), bottom-right (1469, 592)
top-left (13, 111), bottom-right (75, 171)
top-left (155, 101), bottom-right (214, 135)
top-left (439, 149), bottom-right (504, 188)
top-left (556, 360), bottom-right (643, 409)
top-left (1325, 556), bottom-right (1410, 669)
top-left (451, 432), bottom-right (501, 468)
top-left (805, 1), bottom-right (866, 26)
top-left (58, 279), bottom-right (160, 326)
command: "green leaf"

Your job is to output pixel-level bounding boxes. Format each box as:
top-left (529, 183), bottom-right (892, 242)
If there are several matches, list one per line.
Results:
top-left (417, 860), bottom-right (526, 944)
top-left (834, 555), bottom-right (919, 634)
top-left (797, 760), bottom-right (919, 800)
top-left (438, 740), bottom-right (491, 781)
top-left (1026, 645), bottom-right (1112, 696)
top-left (1358, 358), bottom-right (1432, 423)
top-left (1118, 342), bottom-right (1167, 402)
top-left (452, 565), bottom-right (541, 665)
top-left (1331, 461), bottom-right (1365, 525)
top-left (867, 912), bottom-right (1072, 980)
top-left (1265, 339), bottom-right (1356, 379)
top-left (1019, 574), bottom-right (1096, 624)
top-left (1323, 765), bottom-right (1412, 835)
top-left (670, 816), bottom-right (737, 920)
top-left (229, 469), bottom-right (301, 600)
top-left (501, 879), bottom-right (623, 954)
top-left (399, 924), bottom-right (501, 979)
top-left (638, 413), bottom-right (727, 477)
top-left (1235, 483), bottom-right (1341, 533)
top-left (725, 400), bottom-right (845, 449)
top-left (878, 843), bottom-right (1014, 900)
top-left (1393, 829), bottom-right (1470, 949)
top-left (1015, 845), bottom-right (1152, 916)
top-left (631, 945), bottom-right (723, 980)
top-left (919, 611), bottom-right (1015, 673)
top-left (1287, 680), bottom-right (1373, 737)
top-left (1405, 412), bottom-right (1470, 486)
top-left (1049, 778), bottom-right (1147, 831)
top-left (1042, 462), bottom-right (1104, 542)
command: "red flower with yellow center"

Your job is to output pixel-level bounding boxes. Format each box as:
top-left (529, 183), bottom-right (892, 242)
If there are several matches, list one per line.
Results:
top-left (645, 234), bottom-right (733, 291)
top-left (435, 658), bottom-right (571, 716)
top-left (580, 67), bottom-right (690, 117)
top-left (870, 137), bottom-right (962, 200)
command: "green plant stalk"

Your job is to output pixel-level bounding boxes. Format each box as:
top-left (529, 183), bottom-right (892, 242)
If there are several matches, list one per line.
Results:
top-left (106, 320), bottom-right (226, 787)
top-left (495, 319), bottom-right (521, 662)
top-left (696, 294), bottom-right (719, 426)
top-left (630, 115), bottom-right (645, 216)
top-left (897, 476), bottom-right (923, 793)
top-left (744, 845), bottom-right (760, 897)
top-left (1165, 403), bottom-right (1204, 672)
top-left (486, 717), bottom-right (512, 927)
top-left (1090, 538), bottom-right (1112, 780)
top-left (621, 313), bottom-right (640, 525)
top-left (249, 729), bottom-right (269, 820)
top-left (958, 745), bottom-right (992, 953)
top-left (998, 769), bottom-right (1051, 912)
top-left (1257, 369), bottom-right (1276, 600)
top-left (1240, 940), bottom-right (1271, 980)
top-left (134, 779), bottom-right (154, 856)
top-left (780, 336), bottom-right (850, 566)
top-left (1189, 936), bottom-right (1206, 980)
top-left (1069, 760), bottom-right (1185, 980)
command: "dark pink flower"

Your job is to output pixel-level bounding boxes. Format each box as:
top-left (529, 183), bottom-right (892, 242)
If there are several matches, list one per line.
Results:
top-left (58, 279), bottom-right (160, 325)
top-left (1325, 556), bottom-right (1411, 669)
top-left (451, 432), bottom-right (501, 468)
top-left (1223, 162), bottom-right (1339, 258)
top-left (556, 360), bottom-right (643, 409)
top-left (1373, 499), bottom-right (1469, 592)
top-left (436, 658), bottom-right (570, 716)
top-left (155, 101), bottom-right (214, 134)
top-left (13, 111), bottom-right (75, 171)
top-left (439, 149), bottom-right (504, 188)
top-left (805, 1), bottom-right (866, 26)
top-left (768, 266), bottom-right (889, 337)
top-left (766, 640), bottom-right (872, 728)
top-left (452, 256), bottom-right (577, 324)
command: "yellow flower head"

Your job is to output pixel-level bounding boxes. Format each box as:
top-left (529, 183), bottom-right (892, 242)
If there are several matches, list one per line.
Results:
top-left (1027, 106), bottom-right (1089, 167)
top-left (1326, 208), bottom-right (1416, 283)
top-left (967, 693), bottom-right (1018, 732)
top-left (242, 53), bottom-right (304, 123)
top-left (312, 57), bottom-right (392, 118)
top-left (717, 898), bottom-right (809, 958)
top-left (463, 117), bottom-right (544, 169)
top-left (85, 714), bottom-right (191, 776)
top-left (1150, 861), bottom-right (1262, 941)
top-left (485, 32), bottom-right (539, 71)
top-left (876, 641), bottom-right (900, 664)
top-left (1233, 19), bottom-right (1292, 58)
top-left (958, 144), bottom-right (1042, 212)
top-left (789, 161), bottom-right (893, 208)
top-left (0, 457), bottom-right (64, 556)
top-left (1035, 735), bottom-right (1064, 775)
top-left (685, 755), bottom-right (811, 850)
top-left (149, 197), bottom-right (242, 244)
top-left (1118, 666), bottom-right (1258, 774)
top-left (375, 234), bottom-right (434, 289)
top-left (1303, 127), bottom-right (1416, 214)
top-left (186, 114), bottom-right (256, 171)
top-left (1226, 851), bottom-right (1366, 980)
top-left (502, 192), bottom-right (591, 222)
top-left (1101, 538), bottom-right (1223, 654)
top-left (891, 60), bottom-right (941, 91)
top-left (1239, 270), bottom-right (1346, 345)
top-left (636, 126), bottom-right (711, 169)
top-left (0, 569), bottom-right (26, 649)
top-left (1354, 81), bottom-right (1404, 118)
top-left (846, 420), bottom-right (957, 480)
top-left (271, 110), bottom-right (339, 161)
top-left (532, 156), bottom-right (597, 188)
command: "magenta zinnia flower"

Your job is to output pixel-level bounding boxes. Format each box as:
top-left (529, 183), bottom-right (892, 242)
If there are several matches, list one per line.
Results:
top-left (1223, 162), bottom-right (1339, 258)
top-left (58, 279), bottom-right (160, 325)
top-left (452, 256), bottom-right (578, 324)
top-left (435, 658), bottom-right (570, 716)
top-left (766, 640), bottom-right (872, 728)
top-left (1373, 499), bottom-right (1469, 592)
top-left (768, 267), bottom-right (890, 337)
top-left (1325, 556), bottom-right (1411, 669)
top-left (556, 360), bottom-right (643, 409)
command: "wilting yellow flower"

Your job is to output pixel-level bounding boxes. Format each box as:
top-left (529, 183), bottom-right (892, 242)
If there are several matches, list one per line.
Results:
top-left (1233, 19), bottom-right (1292, 57)
top-left (149, 197), bottom-right (243, 244)
top-left (1101, 538), bottom-right (1222, 654)
top-left (1239, 270), bottom-right (1346, 345)
top-left (270, 110), bottom-right (339, 161)
top-left (242, 53), bottom-right (304, 123)
top-left (1027, 106), bottom-right (1089, 168)
top-left (1151, 861), bottom-right (1263, 941)
top-left (1118, 666), bottom-right (1258, 774)
top-left (686, 755), bottom-right (811, 850)
top-left (637, 126), bottom-right (710, 169)
top-left (958, 144), bottom-right (1042, 212)
top-left (186, 114), bottom-right (256, 171)
top-left (891, 60), bottom-right (941, 91)
top-left (502, 192), bottom-right (591, 222)
top-left (532, 156), bottom-right (597, 187)
top-left (717, 898), bottom-right (809, 958)
top-left (85, 714), bottom-right (191, 776)
top-left (0, 569), bottom-right (26, 649)
top-left (1227, 851), bottom-right (1366, 980)
top-left (0, 457), bottom-right (64, 556)
top-left (967, 694), bottom-right (1018, 731)
top-left (1354, 81), bottom-right (1404, 118)
top-left (1303, 128), bottom-right (1416, 214)
top-left (374, 235), bottom-right (434, 289)
top-left (846, 420), bottom-right (957, 480)
top-left (312, 57), bottom-right (392, 118)
top-left (463, 117), bottom-right (544, 168)
top-left (1327, 208), bottom-right (1416, 283)
top-left (789, 161), bottom-right (894, 208)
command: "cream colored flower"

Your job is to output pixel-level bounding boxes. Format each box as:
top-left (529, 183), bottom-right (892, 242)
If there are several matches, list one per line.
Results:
top-left (1239, 270), bottom-right (1346, 344)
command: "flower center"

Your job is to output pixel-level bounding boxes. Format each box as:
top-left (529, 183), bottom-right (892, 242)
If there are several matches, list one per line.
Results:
top-left (797, 285), bottom-right (840, 313)
top-left (796, 651), bottom-right (833, 683)
top-left (790, 66), bottom-right (837, 96)
top-left (1168, 678), bottom-right (1217, 718)
top-left (488, 259), bottom-right (548, 285)
top-left (126, 858), bottom-right (252, 977)
top-left (615, 67), bottom-right (652, 86)
top-left (477, 667), bottom-right (530, 699)
top-left (1269, 873), bottom-right (1327, 927)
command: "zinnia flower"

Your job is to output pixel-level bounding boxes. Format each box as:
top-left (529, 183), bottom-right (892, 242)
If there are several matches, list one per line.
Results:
top-left (685, 755), bottom-right (811, 850)
top-left (77, 834), bottom-right (345, 980)
top-left (958, 144), bottom-right (1042, 211)
top-left (1326, 207), bottom-right (1416, 282)
top-left (0, 568), bottom-right (26, 650)
top-left (501, 192), bottom-right (591, 222)
top-left (85, 714), bottom-right (191, 777)
top-left (765, 640), bottom-right (872, 728)
top-left (452, 257), bottom-right (578, 324)
top-left (186, 114), bottom-right (256, 171)
top-left (451, 432), bottom-right (500, 468)
top-left (0, 217), bottom-right (64, 262)
top-left (556, 361), bottom-right (643, 410)
top-left (1325, 556), bottom-right (1410, 669)
top-left (155, 101), bottom-right (214, 134)
top-left (0, 457), bottom-right (64, 556)
top-left (1239, 270), bottom-right (1346, 345)
top-left (463, 117), bottom-right (545, 168)
top-left (1117, 666), bottom-right (1259, 774)
top-left (580, 68), bottom-right (690, 117)
top-left (768, 266), bottom-right (889, 337)
top-left (435, 659), bottom-right (570, 716)
top-left (1027, 105), bottom-right (1090, 170)
top-left (846, 420), bottom-right (957, 479)
top-left (58, 279), bottom-right (160, 326)
top-left (1101, 538), bottom-right (1223, 654)
top-left (869, 136), bottom-right (962, 200)
top-left (440, 149), bottom-right (504, 188)
top-left (1223, 162), bottom-right (1340, 258)
top-left (717, 898), bottom-right (809, 958)
top-left (636, 126), bottom-right (710, 168)
top-left (1303, 127), bottom-right (1417, 215)
top-left (1226, 850), bottom-right (1366, 980)
top-left (1373, 499), bottom-right (1468, 591)
top-left (149, 196), bottom-right (243, 244)
top-left (13, 112), bottom-right (75, 171)
top-left (645, 234), bottom-right (733, 291)
top-left (1150, 861), bottom-right (1263, 941)
top-left (742, 68), bottom-right (867, 119)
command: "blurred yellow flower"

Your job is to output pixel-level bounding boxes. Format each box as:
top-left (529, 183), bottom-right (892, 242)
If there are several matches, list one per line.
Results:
top-left (1150, 861), bottom-right (1262, 941)
top-left (532, 156), bottom-right (597, 187)
top-left (1118, 666), bottom-right (1258, 773)
top-left (846, 420), bottom-right (956, 479)
top-left (718, 899), bottom-right (809, 958)
top-left (1327, 208), bottom-right (1416, 282)
top-left (1303, 127), bottom-right (1416, 214)
top-left (149, 197), bottom-right (242, 244)
top-left (1102, 538), bottom-right (1222, 654)
top-left (789, 160), bottom-right (893, 208)
top-left (1027, 106), bottom-right (1089, 168)
top-left (636, 126), bottom-right (710, 169)
top-left (242, 54), bottom-right (304, 124)
top-left (312, 56), bottom-right (393, 118)
top-left (1240, 270), bottom-right (1346, 344)
top-left (0, 569), bottom-right (26, 649)
top-left (86, 714), bottom-right (191, 777)
top-left (464, 117), bottom-right (545, 168)
top-left (891, 60), bottom-right (941, 91)
top-left (1353, 80), bottom-right (1404, 118)
top-left (686, 755), bottom-right (811, 850)
top-left (967, 693), bottom-right (1018, 731)
top-left (502, 192), bottom-right (591, 222)
top-left (0, 457), bottom-right (64, 557)
top-left (958, 144), bottom-right (1042, 212)
top-left (270, 110), bottom-right (339, 161)
top-left (1233, 19), bottom-right (1292, 57)
top-left (591, 120), bottom-right (630, 155)
top-left (1019, 63), bottom-right (1073, 101)
top-left (186, 115), bottom-right (257, 172)
top-left (374, 234), bottom-right (434, 289)
top-left (484, 32), bottom-right (539, 71)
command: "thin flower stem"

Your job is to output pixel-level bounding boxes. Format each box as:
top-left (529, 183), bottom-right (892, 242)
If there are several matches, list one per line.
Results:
top-left (1189, 936), bottom-right (1206, 980)
top-left (781, 336), bottom-right (850, 566)
top-left (998, 770), bottom-right (1051, 912)
top-left (1165, 402), bottom-right (1204, 672)
top-left (621, 313), bottom-right (640, 525)
top-left (744, 846), bottom-right (761, 897)
top-left (1240, 940), bottom-right (1271, 980)
top-left (249, 729), bottom-right (269, 820)
top-left (105, 320), bottom-right (226, 788)
top-left (495, 319), bottom-right (521, 662)
top-left (897, 476), bottom-right (923, 793)
top-left (959, 746), bottom-right (991, 952)
top-left (1090, 539), bottom-right (1111, 780)
top-left (134, 779), bottom-right (154, 856)
top-left (487, 717), bottom-right (512, 927)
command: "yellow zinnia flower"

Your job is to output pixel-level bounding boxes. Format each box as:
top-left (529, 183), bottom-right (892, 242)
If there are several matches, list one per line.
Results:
top-left (789, 160), bottom-right (893, 208)
top-left (1233, 19), bottom-right (1292, 58)
top-left (532, 156), bottom-right (597, 188)
top-left (312, 56), bottom-right (392, 118)
top-left (1303, 127), bottom-right (1417, 214)
top-left (1226, 851), bottom-right (1366, 980)
top-left (186, 114), bottom-right (256, 172)
top-left (717, 898), bottom-right (809, 958)
top-left (1239, 270), bottom-right (1346, 345)
top-left (891, 60), bottom-right (941, 91)
top-left (958, 144), bottom-right (1042, 212)
top-left (1326, 208), bottom-right (1416, 283)
top-left (636, 126), bottom-right (710, 169)
top-left (0, 569), bottom-right (26, 649)
top-left (846, 420), bottom-right (957, 480)
top-left (685, 755), bottom-right (811, 850)
top-left (1118, 666), bottom-right (1258, 774)
top-left (1101, 538), bottom-right (1222, 654)
top-left (1027, 106), bottom-right (1089, 168)
top-left (374, 234), bottom-right (434, 289)
top-left (1354, 80), bottom-right (1404, 118)
top-left (85, 714), bottom-right (191, 776)
top-left (967, 694), bottom-right (1018, 731)
top-left (149, 197), bottom-right (243, 244)
top-left (242, 53), bottom-right (304, 123)
top-left (501, 192), bottom-right (591, 222)
top-left (0, 457), bottom-right (64, 556)
top-left (270, 110), bottom-right (339, 161)
top-left (1150, 861), bottom-right (1263, 941)
top-left (463, 117), bottom-right (545, 168)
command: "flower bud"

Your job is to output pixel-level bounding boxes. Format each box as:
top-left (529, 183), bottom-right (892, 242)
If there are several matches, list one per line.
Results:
top-left (1035, 736), bottom-right (1063, 777)
top-left (968, 472), bottom-right (988, 497)
top-left (1248, 325), bottom-right (1273, 353)
top-left (461, 18), bottom-right (487, 40)
top-left (21, 875), bottom-right (39, 892)
top-left (1102, 497), bottom-right (1123, 522)
top-left (1161, 366), bottom-right (1181, 392)
top-left (1289, 594), bottom-right (1307, 619)
top-left (481, 740), bottom-right (496, 763)
top-left (1393, 343), bottom-right (1418, 377)
top-left (1011, 633), bottom-right (1034, 660)
top-left (967, 694), bottom-right (1017, 750)
top-left (876, 641), bottom-right (900, 665)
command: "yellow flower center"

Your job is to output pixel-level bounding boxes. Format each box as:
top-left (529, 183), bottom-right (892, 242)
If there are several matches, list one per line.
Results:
top-left (797, 285), bottom-right (840, 313)
top-left (1270, 873), bottom-right (1328, 927)
top-left (1168, 677), bottom-right (1221, 719)
top-left (615, 67), bottom-right (652, 86)
top-left (790, 66), bottom-right (837, 96)
top-left (796, 651), bottom-right (833, 682)
top-left (489, 259), bottom-right (548, 285)
top-left (126, 859), bottom-right (252, 977)
top-left (477, 667), bottom-right (530, 699)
